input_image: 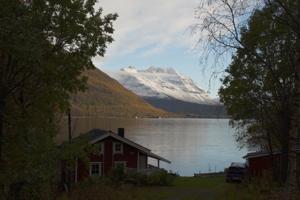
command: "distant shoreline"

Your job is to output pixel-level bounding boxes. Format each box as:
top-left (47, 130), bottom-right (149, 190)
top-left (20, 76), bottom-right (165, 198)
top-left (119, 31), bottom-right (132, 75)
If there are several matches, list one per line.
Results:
top-left (61, 115), bottom-right (230, 120)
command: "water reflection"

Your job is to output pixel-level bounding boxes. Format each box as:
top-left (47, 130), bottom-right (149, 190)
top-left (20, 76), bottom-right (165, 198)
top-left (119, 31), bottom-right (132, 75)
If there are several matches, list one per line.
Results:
top-left (58, 118), bottom-right (247, 176)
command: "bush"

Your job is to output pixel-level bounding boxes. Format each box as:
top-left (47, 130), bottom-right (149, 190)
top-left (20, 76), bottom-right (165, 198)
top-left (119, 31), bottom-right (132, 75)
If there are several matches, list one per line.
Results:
top-left (108, 166), bottom-right (127, 187)
top-left (125, 172), bottom-right (148, 186)
top-left (126, 170), bottom-right (175, 186)
top-left (85, 168), bottom-right (175, 187)
top-left (147, 170), bottom-right (175, 186)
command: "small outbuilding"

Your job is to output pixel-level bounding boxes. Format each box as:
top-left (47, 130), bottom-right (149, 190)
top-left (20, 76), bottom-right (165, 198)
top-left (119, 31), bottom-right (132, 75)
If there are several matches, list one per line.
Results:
top-left (243, 151), bottom-right (281, 177)
top-left (243, 149), bottom-right (300, 177)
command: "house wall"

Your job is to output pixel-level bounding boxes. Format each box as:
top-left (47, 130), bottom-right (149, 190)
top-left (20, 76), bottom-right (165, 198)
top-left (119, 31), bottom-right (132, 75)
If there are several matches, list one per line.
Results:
top-left (76, 136), bottom-right (140, 181)
top-left (247, 154), bottom-right (281, 177)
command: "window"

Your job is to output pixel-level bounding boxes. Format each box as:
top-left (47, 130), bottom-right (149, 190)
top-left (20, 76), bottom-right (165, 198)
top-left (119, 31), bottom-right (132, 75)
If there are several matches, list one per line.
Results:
top-left (113, 142), bottom-right (123, 154)
top-left (89, 162), bottom-right (102, 176)
top-left (114, 161), bottom-right (126, 170)
top-left (98, 143), bottom-right (104, 154)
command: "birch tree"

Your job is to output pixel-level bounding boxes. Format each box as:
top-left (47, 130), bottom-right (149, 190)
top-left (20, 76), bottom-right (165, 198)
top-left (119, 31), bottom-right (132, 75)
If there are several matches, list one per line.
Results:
top-left (194, 0), bottom-right (300, 193)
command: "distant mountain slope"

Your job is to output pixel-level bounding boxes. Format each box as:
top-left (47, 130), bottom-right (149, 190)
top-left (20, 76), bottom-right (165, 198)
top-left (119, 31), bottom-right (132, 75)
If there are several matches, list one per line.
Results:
top-left (144, 97), bottom-right (226, 118)
top-left (108, 66), bottom-right (226, 117)
top-left (71, 68), bottom-right (171, 118)
top-left (110, 66), bottom-right (217, 104)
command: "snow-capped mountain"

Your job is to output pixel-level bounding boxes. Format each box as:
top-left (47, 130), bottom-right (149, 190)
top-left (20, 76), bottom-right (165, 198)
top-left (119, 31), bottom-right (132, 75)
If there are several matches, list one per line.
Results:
top-left (109, 66), bottom-right (218, 105)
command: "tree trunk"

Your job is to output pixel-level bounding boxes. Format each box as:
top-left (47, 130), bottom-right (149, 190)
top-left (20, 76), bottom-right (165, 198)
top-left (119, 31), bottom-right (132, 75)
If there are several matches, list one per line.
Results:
top-left (68, 108), bottom-right (72, 144)
top-left (285, 0), bottom-right (300, 193)
top-left (286, 120), bottom-right (297, 192)
top-left (279, 115), bottom-right (290, 184)
top-left (0, 96), bottom-right (4, 161)
top-left (0, 96), bottom-right (5, 198)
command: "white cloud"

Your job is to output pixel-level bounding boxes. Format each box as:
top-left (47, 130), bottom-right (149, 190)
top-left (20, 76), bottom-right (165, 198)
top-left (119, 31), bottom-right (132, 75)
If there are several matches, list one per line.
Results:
top-left (95, 0), bottom-right (200, 63)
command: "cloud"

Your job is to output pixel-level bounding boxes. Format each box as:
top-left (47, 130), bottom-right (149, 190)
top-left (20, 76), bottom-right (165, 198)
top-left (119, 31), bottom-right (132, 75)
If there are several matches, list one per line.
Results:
top-left (95, 0), bottom-right (200, 63)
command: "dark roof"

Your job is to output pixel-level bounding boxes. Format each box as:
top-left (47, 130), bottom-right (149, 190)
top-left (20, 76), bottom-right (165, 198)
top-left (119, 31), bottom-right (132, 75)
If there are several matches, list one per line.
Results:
top-left (89, 129), bottom-right (151, 152)
top-left (85, 129), bottom-right (111, 141)
top-left (243, 151), bottom-right (275, 159)
top-left (70, 128), bottom-right (110, 144)
top-left (243, 148), bottom-right (300, 159)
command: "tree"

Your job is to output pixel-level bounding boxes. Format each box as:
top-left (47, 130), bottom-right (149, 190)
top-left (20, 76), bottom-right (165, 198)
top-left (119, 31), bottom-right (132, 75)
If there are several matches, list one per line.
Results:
top-left (0, 0), bottom-right (117, 198)
top-left (194, 0), bottom-right (299, 192)
top-left (219, 5), bottom-right (296, 182)
top-left (0, 0), bottom-right (117, 156)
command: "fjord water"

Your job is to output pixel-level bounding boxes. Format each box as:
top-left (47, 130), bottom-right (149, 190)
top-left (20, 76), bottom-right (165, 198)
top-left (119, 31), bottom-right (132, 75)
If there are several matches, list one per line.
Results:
top-left (58, 118), bottom-right (247, 176)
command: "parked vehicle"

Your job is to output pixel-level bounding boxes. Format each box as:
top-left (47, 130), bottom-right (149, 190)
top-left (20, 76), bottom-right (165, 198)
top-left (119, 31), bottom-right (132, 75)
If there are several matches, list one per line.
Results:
top-left (225, 162), bottom-right (247, 182)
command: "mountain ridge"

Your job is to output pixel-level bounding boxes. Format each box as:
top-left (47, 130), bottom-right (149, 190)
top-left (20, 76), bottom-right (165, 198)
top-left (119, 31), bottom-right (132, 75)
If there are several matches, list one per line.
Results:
top-left (71, 68), bottom-right (172, 118)
top-left (109, 66), bottom-right (218, 104)
top-left (108, 66), bottom-right (226, 117)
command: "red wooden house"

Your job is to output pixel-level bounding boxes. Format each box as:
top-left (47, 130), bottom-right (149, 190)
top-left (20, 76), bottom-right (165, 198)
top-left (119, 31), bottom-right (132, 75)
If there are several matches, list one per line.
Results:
top-left (69, 128), bottom-right (171, 182)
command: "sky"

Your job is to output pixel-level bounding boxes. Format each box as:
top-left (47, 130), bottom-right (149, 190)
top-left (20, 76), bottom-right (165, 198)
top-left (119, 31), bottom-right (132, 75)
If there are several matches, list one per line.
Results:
top-left (93, 0), bottom-right (232, 98)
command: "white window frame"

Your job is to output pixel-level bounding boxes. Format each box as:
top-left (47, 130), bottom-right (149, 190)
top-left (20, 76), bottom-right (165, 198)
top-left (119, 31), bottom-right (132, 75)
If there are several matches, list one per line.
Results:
top-left (89, 162), bottom-right (102, 177)
top-left (98, 142), bottom-right (104, 155)
top-left (113, 142), bottom-right (123, 154)
top-left (114, 161), bottom-right (126, 170)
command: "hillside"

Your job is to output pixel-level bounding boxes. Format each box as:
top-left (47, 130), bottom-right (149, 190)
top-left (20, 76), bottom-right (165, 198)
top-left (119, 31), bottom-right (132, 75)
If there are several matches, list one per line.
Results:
top-left (71, 68), bottom-right (171, 118)
top-left (144, 97), bottom-right (227, 118)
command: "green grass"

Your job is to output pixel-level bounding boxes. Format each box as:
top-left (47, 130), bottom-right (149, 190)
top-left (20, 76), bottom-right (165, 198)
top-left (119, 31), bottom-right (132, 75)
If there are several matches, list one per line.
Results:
top-left (58, 176), bottom-right (226, 200)
top-left (174, 176), bottom-right (224, 188)
top-left (57, 176), bottom-right (296, 200)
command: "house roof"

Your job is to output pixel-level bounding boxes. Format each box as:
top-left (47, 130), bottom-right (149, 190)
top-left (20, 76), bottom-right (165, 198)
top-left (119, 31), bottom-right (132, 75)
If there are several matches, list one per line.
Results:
top-left (148, 152), bottom-right (171, 163)
top-left (78, 129), bottom-right (171, 164)
top-left (81, 129), bottom-right (109, 141)
top-left (243, 148), bottom-right (300, 159)
top-left (243, 151), bottom-right (277, 159)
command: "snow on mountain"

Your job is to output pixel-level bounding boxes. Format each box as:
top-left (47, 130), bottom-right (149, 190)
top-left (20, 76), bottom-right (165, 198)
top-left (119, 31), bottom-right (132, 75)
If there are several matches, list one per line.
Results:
top-left (109, 66), bottom-right (218, 105)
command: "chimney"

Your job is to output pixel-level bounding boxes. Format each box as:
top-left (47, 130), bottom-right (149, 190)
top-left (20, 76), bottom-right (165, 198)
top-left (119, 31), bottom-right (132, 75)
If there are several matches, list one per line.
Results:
top-left (117, 128), bottom-right (125, 137)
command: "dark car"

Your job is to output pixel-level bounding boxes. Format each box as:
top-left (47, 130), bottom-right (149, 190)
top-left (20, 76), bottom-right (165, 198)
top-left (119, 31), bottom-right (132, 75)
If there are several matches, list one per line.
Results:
top-left (225, 162), bottom-right (247, 182)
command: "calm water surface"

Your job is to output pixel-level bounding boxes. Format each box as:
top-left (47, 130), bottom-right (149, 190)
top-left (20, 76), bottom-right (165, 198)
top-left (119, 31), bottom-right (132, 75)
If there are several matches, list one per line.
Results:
top-left (58, 118), bottom-right (247, 176)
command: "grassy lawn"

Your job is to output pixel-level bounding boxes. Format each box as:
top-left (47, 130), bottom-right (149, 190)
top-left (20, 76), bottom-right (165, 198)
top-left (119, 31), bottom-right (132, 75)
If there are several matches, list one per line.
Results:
top-left (58, 176), bottom-right (286, 200)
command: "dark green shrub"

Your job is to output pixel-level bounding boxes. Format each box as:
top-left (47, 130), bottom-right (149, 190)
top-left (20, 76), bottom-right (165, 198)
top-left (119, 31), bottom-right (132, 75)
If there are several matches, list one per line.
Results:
top-left (126, 172), bottom-right (148, 186)
top-left (108, 166), bottom-right (127, 187)
top-left (147, 170), bottom-right (174, 186)
top-left (125, 170), bottom-right (175, 186)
